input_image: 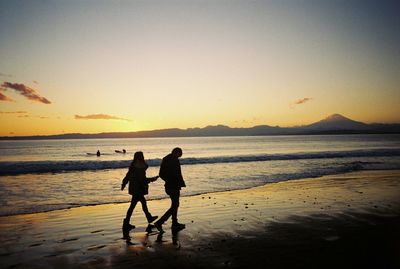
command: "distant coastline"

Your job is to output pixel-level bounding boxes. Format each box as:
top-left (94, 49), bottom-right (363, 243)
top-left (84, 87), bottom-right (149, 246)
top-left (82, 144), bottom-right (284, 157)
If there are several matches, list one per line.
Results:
top-left (1, 114), bottom-right (400, 140)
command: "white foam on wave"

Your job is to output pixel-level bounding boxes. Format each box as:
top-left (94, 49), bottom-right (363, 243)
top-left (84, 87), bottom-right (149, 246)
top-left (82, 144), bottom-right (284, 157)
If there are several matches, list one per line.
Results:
top-left (1, 148), bottom-right (399, 176)
top-left (1, 159), bottom-right (399, 217)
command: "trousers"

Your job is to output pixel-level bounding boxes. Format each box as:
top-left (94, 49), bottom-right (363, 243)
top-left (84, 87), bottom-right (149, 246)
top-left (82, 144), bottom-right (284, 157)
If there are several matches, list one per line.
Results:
top-left (158, 188), bottom-right (180, 224)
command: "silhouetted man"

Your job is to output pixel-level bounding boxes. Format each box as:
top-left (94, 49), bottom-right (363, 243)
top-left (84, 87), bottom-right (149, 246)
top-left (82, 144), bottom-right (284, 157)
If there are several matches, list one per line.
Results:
top-left (154, 147), bottom-right (186, 232)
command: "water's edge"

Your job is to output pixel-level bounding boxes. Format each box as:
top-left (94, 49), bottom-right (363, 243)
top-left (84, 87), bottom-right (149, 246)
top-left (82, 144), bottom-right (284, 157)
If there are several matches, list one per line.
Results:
top-left (1, 168), bottom-right (397, 218)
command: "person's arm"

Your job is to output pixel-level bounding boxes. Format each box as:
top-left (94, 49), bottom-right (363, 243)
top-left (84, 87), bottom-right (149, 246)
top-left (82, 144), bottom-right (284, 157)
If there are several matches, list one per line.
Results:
top-left (147, 175), bottom-right (159, 183)
top-left (121, 168), bottom-right (132, 190)
top-left (176, 159), bottom-right (186, 187)
top-left (159, 158), bottom-right (166, 181)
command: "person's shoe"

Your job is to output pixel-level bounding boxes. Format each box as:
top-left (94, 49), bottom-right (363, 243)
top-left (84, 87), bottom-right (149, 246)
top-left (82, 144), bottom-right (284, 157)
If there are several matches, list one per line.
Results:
top-left (148, 215), bottom-right (158, 223)
top-left (154, 221), bottom-right (164, 233)
top-left (123, 219), bottom-right (135, 231)
top-left (171, 222), bottom-right (185, 231)
top-left (146, 224), bottom-right (155, 233)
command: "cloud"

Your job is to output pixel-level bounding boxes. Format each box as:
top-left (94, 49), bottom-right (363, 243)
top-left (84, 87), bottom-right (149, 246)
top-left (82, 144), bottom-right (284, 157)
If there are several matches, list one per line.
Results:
top-left (294, 97), bottom-right (313, 105)
top-left (74, 114), bottom-right (131, 121)
top-left (0, 111), bottom-right (50, 119)
top-left (0, 82), bottom-right (51, 104)
top-left (290, 97), bottom-right (313, 109)
top-left (0, 92), bottom-right (13, 101)
top-left (15, 114), bottom-right (49, 119)
top-left (0, 111), bottom-right (27, 114)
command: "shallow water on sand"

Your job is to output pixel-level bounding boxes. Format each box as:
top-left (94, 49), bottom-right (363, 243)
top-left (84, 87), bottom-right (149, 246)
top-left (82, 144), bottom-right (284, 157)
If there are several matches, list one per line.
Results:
top-left (0, 135), bottom-right (399, 216)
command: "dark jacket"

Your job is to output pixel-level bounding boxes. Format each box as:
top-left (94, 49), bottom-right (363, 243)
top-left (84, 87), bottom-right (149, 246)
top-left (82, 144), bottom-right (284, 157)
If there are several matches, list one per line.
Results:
top-left (122, 163), bottom-right (149, 196)
top-left (159, 153), bottom-right (186, 190)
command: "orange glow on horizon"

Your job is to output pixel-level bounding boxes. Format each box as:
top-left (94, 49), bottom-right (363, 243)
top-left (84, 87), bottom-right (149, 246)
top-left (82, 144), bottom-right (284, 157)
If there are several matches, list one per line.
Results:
top-left (0, 1), bottom-right (399, 136)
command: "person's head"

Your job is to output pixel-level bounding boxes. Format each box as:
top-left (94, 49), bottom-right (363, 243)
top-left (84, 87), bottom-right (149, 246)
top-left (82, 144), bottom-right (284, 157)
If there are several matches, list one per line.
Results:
top-left (133, 151), bottom-right (145, 163)
top-left (171, 147), bottom-right (182, 158)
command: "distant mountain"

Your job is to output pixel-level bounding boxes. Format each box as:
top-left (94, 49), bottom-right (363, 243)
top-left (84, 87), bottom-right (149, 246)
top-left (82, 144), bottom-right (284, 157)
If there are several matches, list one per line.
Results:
top-left (305, 114), bottom-right (369, 131)
top-left (1, 114), bottom-right (399, 140)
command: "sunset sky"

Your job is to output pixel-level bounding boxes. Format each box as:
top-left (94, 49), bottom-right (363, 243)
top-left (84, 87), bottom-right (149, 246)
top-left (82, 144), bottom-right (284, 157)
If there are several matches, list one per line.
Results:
top-left (1, 0), bottom-right (399, 136)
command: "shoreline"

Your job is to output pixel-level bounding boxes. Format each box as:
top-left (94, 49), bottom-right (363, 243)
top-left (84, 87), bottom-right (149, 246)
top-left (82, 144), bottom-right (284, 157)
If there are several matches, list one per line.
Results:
top-left (1, 170), bottom-right (400, 268)
top-left (2, 168), bottom-right (398, 218)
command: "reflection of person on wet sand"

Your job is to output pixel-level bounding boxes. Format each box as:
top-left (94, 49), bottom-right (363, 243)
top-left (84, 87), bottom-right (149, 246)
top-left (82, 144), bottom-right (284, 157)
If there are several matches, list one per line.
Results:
top-left (121, 151), bottom-right (159, 237)
top-left (154, 147), bottom-right (186, 233)
top-left (156, 224), bottom-right (182, 247)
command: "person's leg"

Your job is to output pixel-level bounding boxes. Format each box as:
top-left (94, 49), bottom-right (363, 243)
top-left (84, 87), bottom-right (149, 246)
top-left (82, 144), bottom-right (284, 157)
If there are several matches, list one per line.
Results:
top-left (157, 200), bottom-right (172, 224)
top-left (125, 196), bottom-right (139, 223)
top-left (168, 189), bottom-right (184, 230)
top-left (170, 190), bottom-right (180, 225)
top-left (123, 196), bottom-right (139, 232)
top-left (154, 205), bottom-right (171, 232)
top-left (154, 189), bottom-right (182, 232)
top-left (154, 189), bottom-right (175, 232)
top-left (156, 189), bottom-right (180, 224)
top-left (138, 196), bottom-right (157, 223)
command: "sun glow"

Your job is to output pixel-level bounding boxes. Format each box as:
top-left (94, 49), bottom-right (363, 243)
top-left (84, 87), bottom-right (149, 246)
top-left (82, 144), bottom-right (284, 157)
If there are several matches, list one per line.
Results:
top-left (0, 1), bottom-right (399, 136)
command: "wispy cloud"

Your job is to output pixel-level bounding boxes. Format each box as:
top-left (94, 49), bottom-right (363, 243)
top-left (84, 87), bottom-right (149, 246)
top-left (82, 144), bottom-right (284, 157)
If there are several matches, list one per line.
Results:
top-left (0, 111), bottom-right (27, 114)
top-left (74, 114), bottom-right (131, 121)
top-left (290, 97), bottom-right (313, 109)
top-left (0, 111), bottom-right (50, 119)
top-left (294, 97), bottom-right (313, 105)
top-left (0, 82), bottom-right (51, 104)
top-left (15, 114), bottom-right (49, 119)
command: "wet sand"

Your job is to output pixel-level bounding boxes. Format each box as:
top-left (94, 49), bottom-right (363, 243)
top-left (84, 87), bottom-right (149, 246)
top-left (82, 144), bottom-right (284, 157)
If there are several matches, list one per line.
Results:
top-left (1, 170), bottom-right (400, 269)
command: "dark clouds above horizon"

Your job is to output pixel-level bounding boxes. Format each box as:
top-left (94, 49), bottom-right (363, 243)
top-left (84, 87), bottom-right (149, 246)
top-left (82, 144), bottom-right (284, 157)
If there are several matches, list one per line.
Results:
top-left (0, 82), bottom-right (51, 104)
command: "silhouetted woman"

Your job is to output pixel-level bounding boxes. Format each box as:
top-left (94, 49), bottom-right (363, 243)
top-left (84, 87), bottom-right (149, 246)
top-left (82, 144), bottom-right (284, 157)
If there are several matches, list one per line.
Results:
top-left (121, 151), bottom-right (158, 231)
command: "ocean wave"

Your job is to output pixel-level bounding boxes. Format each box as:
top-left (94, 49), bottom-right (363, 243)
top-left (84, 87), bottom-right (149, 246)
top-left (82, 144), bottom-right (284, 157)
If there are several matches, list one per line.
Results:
top-left (1, 148), bottom-right (400, 176)
top-left (0, 160), bottom-right (399, 216)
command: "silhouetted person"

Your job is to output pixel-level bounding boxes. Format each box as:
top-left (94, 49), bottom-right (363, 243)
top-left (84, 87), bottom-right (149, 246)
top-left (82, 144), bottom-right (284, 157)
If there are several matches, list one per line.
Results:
top-left (121, 151), bottom-right (159, 235)
top-left (96, 150), bottom-right (101, 157)
top-left (154, 147), bottom-right (186, 232)
top-left (123, 149), bottom-right (126, 154)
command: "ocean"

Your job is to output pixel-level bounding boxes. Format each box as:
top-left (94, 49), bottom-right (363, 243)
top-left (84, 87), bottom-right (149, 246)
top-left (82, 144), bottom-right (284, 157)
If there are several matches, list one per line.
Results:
top-left (0, 134), bottom-right (399, 216)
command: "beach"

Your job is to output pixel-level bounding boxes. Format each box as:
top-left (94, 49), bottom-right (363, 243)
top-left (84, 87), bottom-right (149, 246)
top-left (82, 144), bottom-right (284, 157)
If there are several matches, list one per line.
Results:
top-left (1, 170), bottom-right (399, 269)
top-left (2, 0), bottom-right (400, 268)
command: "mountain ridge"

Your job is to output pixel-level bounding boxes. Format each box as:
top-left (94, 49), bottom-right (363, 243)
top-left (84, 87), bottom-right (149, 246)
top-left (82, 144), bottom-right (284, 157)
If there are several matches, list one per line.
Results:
top-left (1, 114), bottom-right (399, 140)
top-left (305, 113), bottom-right (369, 131)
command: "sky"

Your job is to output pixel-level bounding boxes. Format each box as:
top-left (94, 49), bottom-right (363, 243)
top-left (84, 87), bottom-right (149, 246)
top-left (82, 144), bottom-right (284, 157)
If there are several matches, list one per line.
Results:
top-left (1, 0), bottom-right (399, 136)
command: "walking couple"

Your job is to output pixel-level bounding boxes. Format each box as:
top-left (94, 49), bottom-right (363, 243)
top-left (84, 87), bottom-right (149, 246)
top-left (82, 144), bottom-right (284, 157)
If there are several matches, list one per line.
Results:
top-left (121, 147), bottom-right (186, 235)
